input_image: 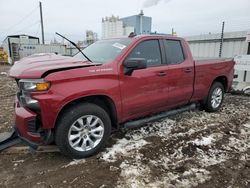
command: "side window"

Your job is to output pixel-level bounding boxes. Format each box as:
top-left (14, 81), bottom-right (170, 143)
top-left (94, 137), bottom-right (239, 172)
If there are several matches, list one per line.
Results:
top-left (164, 40), bottom-right (185, 65)
top-left (127, 40), bottom-right (162, 67)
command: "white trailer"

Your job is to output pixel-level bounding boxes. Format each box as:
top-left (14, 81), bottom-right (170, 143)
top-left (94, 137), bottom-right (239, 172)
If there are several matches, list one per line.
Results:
top-left (2, 34), bottom-right (69, 64)
top-left (18, 43), bottom-right (67, 59)
top-left (233, 55), bottom-right (250, 94)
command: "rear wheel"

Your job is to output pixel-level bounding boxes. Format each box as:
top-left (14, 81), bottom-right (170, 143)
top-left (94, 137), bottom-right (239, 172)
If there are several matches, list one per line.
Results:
top-left (243, 87), bottom-right (250, 95)
top-left (55, 103), bottom-right (111, 159)
top-left (204, 82), bottom-right (224, 112)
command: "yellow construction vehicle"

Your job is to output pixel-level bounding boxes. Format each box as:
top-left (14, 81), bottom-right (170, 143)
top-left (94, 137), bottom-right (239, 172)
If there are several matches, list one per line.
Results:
top-left (0, 47), bottom-right (8, 64)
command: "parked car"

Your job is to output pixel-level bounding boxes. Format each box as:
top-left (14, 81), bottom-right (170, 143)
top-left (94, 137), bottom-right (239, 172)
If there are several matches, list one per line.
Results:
top-left (8, 35), bottom-right (235, 158)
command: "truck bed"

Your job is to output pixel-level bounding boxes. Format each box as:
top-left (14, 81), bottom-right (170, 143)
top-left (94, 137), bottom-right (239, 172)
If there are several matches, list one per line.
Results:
top-left (191, 58), bottom-right (235, 101)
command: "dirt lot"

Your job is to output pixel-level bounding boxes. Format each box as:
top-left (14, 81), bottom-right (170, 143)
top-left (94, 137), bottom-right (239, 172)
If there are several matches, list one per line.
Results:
top-left (0, 65), bottom-right (16, 133)
top-left (0, 65), bottom-right (249, 188)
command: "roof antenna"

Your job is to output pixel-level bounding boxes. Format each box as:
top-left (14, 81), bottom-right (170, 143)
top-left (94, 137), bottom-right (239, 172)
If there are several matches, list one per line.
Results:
top-left (128, 32), bottom-right (136, 38)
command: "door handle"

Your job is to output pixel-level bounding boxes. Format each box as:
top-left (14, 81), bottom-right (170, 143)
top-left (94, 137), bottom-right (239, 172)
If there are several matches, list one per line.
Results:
top-left (183, 68), bottom-right (192, 73)
top-left (157, 71), bottom-right (167, 77)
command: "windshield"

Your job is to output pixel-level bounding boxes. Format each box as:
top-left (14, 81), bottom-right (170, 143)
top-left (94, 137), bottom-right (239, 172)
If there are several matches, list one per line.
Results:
top-left (74, 38), bottom-right (132, 64)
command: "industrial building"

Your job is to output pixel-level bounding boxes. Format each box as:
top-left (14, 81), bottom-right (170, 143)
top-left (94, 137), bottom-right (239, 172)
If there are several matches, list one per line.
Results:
top-left (120, 10), bottom-right (152, 35)
top-left (2, 34), bottom-right (68, 64)
top-left (102, 11), bottom-right (152, 39)
top-left (86, 30), bottom-right (98, 45)
top-left (185, 31), bottom-right (250, 58)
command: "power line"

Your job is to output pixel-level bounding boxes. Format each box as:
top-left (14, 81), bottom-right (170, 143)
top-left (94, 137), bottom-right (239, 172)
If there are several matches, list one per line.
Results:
top-left (2, 5), bottom-right (39, 33)
top-left (34, 22), bottom-right (41, 36)
top-left (14, 21), bottom-right (40, 34)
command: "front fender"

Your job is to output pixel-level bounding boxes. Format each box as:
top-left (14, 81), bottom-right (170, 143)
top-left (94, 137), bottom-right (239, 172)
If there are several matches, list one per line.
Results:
top-left (32, 73), bottom-right (121, 129)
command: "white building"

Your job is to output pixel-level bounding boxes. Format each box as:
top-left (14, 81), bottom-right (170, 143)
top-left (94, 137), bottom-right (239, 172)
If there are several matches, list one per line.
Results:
top-left (102, 16), bottom-right (123, 39)
top-left (102, 16), bottom-right (134, 39)
top-left (185, 31), bottom-right (249, 58)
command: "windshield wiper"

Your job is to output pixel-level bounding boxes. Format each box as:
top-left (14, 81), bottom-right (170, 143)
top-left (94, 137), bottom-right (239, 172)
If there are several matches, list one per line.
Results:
top-left (55, 32), bottom-right (92, 63)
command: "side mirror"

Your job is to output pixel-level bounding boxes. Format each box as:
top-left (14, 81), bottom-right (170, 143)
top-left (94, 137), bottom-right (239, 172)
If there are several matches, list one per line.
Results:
top-left (123, 58), bottom-right (147, 75)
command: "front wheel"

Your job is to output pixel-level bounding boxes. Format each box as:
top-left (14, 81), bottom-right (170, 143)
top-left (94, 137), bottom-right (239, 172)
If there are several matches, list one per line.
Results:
top-left (55, 103), bottom-right (111, 159)
top-left (204, 82), bottom-right (224, 112)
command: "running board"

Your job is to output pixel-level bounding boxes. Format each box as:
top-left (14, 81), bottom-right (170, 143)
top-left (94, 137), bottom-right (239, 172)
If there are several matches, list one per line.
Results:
top-left (0, 130), bottom-right (22, 151)
top-left (124, 103), bottom-right (196, 129)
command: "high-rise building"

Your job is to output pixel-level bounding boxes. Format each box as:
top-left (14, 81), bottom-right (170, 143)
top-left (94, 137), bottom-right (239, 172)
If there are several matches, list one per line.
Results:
top-left (102, 16), bottom-right (124, 39)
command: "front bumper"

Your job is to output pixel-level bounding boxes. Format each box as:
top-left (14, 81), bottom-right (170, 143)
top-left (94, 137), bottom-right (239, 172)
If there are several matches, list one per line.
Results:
top-left (15, 101), bottom-right (42, 143)
top-left (17, 129), bottom-right (39, 150)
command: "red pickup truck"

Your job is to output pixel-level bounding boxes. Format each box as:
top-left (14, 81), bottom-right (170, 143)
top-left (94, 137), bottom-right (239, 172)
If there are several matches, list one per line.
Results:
top-left (8, 35), bottom-right (235, 158)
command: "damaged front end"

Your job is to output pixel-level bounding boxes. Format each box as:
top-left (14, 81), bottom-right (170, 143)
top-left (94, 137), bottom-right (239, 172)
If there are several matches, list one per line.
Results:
top-left (0, 79), bottom-right (53, 152)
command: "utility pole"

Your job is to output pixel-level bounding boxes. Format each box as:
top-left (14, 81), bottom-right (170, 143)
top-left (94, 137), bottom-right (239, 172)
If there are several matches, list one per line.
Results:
top-left (39, 1), bottom-right (45, 44)
top-left (219, 21), bottom-right (225, 58)
top-left (247, 31), bottom-right (250, 55)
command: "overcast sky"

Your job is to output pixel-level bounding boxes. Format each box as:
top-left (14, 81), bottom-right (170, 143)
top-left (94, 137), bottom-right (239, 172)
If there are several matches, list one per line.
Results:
top-left (0, 0), bottom-right (249, 43)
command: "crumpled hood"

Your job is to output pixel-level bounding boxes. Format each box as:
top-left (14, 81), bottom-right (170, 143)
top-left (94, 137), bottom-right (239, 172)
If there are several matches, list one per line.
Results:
top-left (9, 53), bottom-right (101, 79)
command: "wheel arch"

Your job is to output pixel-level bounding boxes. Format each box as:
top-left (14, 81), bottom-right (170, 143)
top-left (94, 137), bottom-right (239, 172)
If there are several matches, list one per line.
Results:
top-left (55, 95), bottom-right (119, 131)
top-left (212, 75), bottom-right (228, 91)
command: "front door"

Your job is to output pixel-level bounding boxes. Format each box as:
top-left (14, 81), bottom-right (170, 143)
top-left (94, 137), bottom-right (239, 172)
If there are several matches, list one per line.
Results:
top-left (119, 39), bottom-right (168, 121)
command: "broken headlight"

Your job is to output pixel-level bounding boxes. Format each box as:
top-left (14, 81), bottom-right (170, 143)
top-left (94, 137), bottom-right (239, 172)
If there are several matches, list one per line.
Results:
top-left (18, 79), bottom-right (50, 111)
top-left (19, 79), bottom-right (50, 92)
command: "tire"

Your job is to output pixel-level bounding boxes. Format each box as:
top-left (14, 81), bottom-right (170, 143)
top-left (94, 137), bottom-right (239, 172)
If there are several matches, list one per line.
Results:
top-left (55, 103), bottom-right (111, 159)
top-left (204, 82), bottom-right (224, 112)
top-left (243, 87), bottom-right (250, 95)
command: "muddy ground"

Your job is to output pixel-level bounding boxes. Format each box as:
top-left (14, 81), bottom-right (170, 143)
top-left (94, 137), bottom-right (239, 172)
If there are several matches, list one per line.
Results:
top-left (0, 65), bottom-right (249, 188)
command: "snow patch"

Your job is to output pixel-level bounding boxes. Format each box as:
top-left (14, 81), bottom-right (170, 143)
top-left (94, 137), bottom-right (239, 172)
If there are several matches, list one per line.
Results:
top-left (243, 122), bottom-right (250, 129)
top-left (101, 138), bottom-right (148, 162)
top-left (0, 72), bottom-right (7, 75)
top-left (174, 168), bottom-right (210, 188)
top-left (225, 121), bottom-right (250, 153)
top-left (117, 161), bottom-right (151, 188)
top-left (101, 119), bottom-right (175, 162)
top-left (196, 148), bottom-right (227, 167)
top-left (12, 160), bottom-right (24, 163)
top-left (118, 160), bottom-right (210, 188)
top-left (62, 159), bottom-right (86, 168)
top-left (192, 135), bottom-right (214, 146)
top-left (228, 137), bottom-right (249, 152)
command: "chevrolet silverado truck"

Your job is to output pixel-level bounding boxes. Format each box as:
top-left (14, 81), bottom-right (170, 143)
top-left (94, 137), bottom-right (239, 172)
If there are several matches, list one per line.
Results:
top-left (7, 35), bottom-right (235, 158)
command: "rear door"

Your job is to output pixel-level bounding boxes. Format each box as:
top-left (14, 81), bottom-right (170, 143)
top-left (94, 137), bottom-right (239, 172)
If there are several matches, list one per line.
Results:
top-left (119, 39), bottom-right (169, 120)
top-left (163, 39), bottom-right (194, 107)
